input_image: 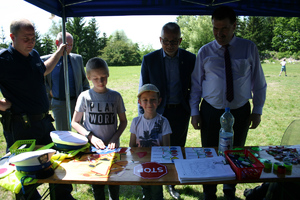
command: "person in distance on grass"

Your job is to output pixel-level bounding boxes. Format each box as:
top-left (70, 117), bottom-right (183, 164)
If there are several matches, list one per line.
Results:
top-left (72, 57), bottom-right (127, 200)
top-left (139, 22), bottom-right (196, 199)
top-left (130, 83), bottom-right (171, 200)
top-left (0, 18), bottom-right (74, 200)
top-left (189, 6), bottom-right (267, 200)
top-left (279, 58), bottom-right (287, 76)
top-left (41, 32), bottom-right (90, 131)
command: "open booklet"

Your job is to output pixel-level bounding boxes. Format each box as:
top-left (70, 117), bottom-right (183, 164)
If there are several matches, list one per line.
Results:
top-left (174, 156), bottom-right (236, 183)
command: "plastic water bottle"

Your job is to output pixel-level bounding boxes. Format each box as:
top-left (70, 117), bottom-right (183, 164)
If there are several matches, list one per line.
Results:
top-left (218, 107), bottom-right (235, 156)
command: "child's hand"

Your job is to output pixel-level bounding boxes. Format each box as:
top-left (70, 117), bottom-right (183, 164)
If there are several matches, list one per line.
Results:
top-left (90, 136), bottom-right (106, 149)
top-left (107, 143), bottom-right (116, 149)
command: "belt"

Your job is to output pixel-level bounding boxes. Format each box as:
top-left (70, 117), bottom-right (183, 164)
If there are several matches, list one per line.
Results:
top-left (165, 104), bottom-right (181, 109)
top-left (13, 112), bottom-right (48, 122)
top-left (52, 96), bottom-right (76, 101)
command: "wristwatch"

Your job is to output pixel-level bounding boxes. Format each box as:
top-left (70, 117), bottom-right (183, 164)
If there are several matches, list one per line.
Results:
top-left (85, 131), bottom-right (93, 141)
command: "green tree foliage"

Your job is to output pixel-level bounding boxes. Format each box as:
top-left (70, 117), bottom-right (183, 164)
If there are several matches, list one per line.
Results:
top-left (139, 44), bottom-right (155, 60)
top-left (99, 32), bottom-right (108, 55)
top-left (34, 31), bottom-right (54, 56)
top-left (237, 16), bottom-right (275, 53)
top-left (235, 17), bottom-right (246, 38)
top-left (34, 31), bottom-right (43, 54)
top-left (177, 15), bottom-right (214, 54)
top-left (66, 17), bottom-right (87, 57)
top-left (48, 19), bottom-right (62, 40)
top-left (110, 30), bottom-right (129, 43)
top-left (272, 17), bottom-right (300, 54)
top-left (0, 26), bottom-right (8, 49)
top-left (65, 17), bottom-right (108, 65)
top-left (84, 18), bottom-right (102, 63)
top-left (102, 30), bottom-right (141, 66)
top-left (31, 16), bottom-right (299, 66)
top-left (40, 34), bottom-right (54, 55)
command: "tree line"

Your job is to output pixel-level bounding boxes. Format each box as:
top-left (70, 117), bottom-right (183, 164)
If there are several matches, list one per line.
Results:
top-left (0, 17), bottom-right (154, 66)
top-left (178, 16), bottom-right (300, 60)
top-left (1, 16), bottom-right (299, 66)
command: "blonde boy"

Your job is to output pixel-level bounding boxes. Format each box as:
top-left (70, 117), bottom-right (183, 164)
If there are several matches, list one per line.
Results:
top-left (72, 57), bottom-right (127, 200)
top-left (130, 84), bottom-right (171, 200)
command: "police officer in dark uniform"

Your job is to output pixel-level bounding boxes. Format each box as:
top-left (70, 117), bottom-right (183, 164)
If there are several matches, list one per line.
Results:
top-left (0, 19), bottom-right (74, 200)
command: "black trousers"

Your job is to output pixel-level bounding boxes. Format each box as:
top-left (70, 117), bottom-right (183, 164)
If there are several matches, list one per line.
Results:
top-left (92, 184), bottom-right (120, 200)
top-left (200, 100), bottom-right (251, 200)
top-left (142, 185), bottom-right (164, 200)
top-left (200, 100), bottom-right (250, 148)
top-left (163, 104), bottom-right (190, 147)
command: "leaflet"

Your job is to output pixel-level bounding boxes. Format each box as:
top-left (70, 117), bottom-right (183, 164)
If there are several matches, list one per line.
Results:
top-left (151, 146), bottom-right (183, 163)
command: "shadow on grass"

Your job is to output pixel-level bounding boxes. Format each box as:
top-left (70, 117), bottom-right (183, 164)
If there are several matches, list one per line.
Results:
top-left (176, 185), bottom-right (204, 199)
top-left (120, 185), bottom-right (143, 199)
top-left (168, 185), bottom-right (244, 200)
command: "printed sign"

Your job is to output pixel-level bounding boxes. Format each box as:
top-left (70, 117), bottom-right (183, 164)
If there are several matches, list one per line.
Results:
top-left (134, 162), bottom-right (168, 179)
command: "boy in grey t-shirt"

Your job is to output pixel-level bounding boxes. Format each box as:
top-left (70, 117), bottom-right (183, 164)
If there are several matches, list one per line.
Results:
top-left (72, 57), bottom-right (127, 200)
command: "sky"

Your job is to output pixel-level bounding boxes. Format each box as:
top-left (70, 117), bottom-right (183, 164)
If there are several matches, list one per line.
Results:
top-left (0, 0), bottom-right (178, 49)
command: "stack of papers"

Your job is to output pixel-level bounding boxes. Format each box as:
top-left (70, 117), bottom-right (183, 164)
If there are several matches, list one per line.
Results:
top-left (174, 156), bottom-right (236, 183)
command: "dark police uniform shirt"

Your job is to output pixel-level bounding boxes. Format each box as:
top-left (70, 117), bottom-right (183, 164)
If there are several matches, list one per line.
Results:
top-left (0, 44), bottom-right (49, 115)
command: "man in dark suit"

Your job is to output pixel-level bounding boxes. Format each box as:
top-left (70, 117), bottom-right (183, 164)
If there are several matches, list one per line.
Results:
top-left (41, 32), bottom-right (90, 131)
top-left (139, 22), bottom-right (196, 199)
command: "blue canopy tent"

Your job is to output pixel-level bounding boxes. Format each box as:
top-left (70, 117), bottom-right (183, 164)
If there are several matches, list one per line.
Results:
top-left (24, 0), bottom-right (300, 130)
top-left (25, 0), bottom-right (300, 17)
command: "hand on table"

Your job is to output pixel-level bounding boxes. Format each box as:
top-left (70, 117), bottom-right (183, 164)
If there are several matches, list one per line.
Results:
top-left (107, 143), bottom-right (116, 149)
top-left (90, 136), bottom-right (106, 149)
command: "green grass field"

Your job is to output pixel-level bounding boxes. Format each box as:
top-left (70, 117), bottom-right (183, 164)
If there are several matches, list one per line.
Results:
top-left (1, 61), bottom-right (299, 199)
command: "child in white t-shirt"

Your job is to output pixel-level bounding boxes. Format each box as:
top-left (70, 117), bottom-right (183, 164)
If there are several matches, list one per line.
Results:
top-left (130, 84), bottom-right (171, 200)
top-left (279, 58), bottom-right (287, 76)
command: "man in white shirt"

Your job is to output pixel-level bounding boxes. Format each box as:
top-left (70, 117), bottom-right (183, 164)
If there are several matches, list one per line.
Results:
top-left (189, 6), bottom-right (267, 200)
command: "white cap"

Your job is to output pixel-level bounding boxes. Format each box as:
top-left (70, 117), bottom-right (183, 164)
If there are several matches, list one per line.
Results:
top-left (10, 149), bottom-right (56, 172)
top-left (50, 131), bottom-right (88, 150)
top-left (138, 84), bottom-right (160, 98)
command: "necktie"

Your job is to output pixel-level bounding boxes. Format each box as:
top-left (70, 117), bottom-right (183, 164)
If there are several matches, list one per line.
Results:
top-left (224, 45), bottom-right (234, 102)
top-left (59, 61), bottom-right (65, 100)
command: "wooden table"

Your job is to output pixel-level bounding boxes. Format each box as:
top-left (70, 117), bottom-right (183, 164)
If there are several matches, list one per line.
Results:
top-left (36, 146), bottom-right (300, 185)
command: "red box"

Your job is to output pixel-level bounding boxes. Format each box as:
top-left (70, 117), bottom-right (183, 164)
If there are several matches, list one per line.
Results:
top-left (225, 149), bottom-right (264, 180)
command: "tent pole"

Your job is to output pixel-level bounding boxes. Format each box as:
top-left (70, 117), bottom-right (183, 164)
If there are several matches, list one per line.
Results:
top-left (61, 0), bottom-right (72, 131)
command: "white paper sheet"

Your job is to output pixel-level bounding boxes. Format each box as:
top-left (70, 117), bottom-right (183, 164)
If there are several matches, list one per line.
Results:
top-left (174, 157), bottom-right (236, 183)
